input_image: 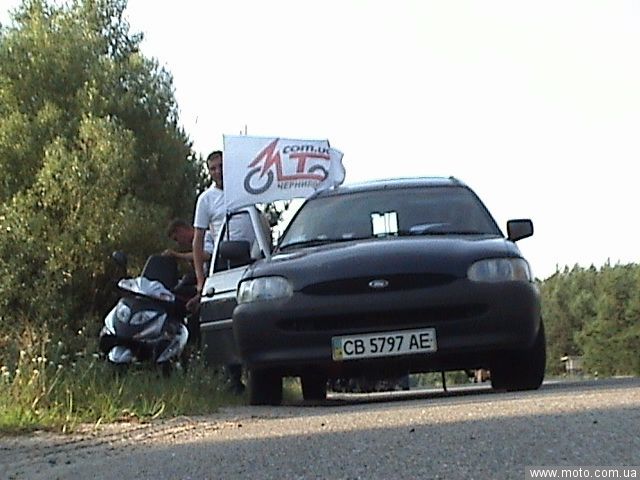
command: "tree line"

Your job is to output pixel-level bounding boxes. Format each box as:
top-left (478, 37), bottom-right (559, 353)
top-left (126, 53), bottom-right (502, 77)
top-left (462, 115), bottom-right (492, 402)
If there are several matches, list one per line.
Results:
top-left (541, 263), bottom-right (640, 376)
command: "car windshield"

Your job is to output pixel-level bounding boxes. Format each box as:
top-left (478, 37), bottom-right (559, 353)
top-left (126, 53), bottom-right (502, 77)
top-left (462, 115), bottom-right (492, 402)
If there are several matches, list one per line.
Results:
top-left (279, 186), bottom-right (501, 250)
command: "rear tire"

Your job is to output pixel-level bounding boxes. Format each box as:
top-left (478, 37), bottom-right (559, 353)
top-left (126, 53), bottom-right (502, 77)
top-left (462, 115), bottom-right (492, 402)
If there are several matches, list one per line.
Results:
top-left (248, 369), bottom-right (282, 405)
top-left (301, 372), bottom-right (327, 401)
top-left (491, 321), bottom-right (546, 392)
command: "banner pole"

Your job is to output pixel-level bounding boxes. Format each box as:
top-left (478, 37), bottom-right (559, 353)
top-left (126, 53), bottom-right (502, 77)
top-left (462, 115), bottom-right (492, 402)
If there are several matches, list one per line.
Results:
top-left (225, 211), bottom-right (231, 269)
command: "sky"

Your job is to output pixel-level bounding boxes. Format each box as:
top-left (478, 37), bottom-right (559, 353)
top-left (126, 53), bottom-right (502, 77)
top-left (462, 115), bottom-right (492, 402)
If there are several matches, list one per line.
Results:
top-left (1, 0), bottom-right (639, 280)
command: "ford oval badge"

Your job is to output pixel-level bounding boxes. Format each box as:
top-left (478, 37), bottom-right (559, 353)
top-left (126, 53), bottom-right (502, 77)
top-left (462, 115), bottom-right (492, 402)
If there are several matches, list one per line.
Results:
top-left (368, 279), bottom-right (389, 289)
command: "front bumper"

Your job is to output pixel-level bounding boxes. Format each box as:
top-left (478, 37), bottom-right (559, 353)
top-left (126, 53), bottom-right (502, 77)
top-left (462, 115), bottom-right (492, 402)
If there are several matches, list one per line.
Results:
top-left (233, 278), bottom-right (541, 377)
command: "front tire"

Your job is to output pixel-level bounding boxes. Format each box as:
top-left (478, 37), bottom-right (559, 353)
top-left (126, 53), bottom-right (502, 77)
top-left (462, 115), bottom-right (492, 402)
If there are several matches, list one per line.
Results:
top-left (491, 321), bottom-right (546, 392)
top-left (248, 369), bottom-right (282, 405)
top-left (301, 371), bottom-right (327, 401)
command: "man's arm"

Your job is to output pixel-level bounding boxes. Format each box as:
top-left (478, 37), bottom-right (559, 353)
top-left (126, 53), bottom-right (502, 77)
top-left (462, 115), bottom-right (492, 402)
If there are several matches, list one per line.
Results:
top-left (193, 227), bottom-right (207, 292)
top-left (163, 248), bottom-right (211, 263)
top-left (162, 249), bottom-right (192, 261)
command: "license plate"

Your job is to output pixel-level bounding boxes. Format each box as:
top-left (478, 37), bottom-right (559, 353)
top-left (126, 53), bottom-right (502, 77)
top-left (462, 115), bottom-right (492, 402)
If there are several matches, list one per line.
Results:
top-left (331, 328), bottom-right (437, 361)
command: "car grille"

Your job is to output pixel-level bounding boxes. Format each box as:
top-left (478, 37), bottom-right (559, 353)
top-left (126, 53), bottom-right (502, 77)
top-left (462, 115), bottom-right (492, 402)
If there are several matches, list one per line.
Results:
top-left (300, 273), bottom-right (457, 295)
top-left (277, 304), bottom-right (486, 333)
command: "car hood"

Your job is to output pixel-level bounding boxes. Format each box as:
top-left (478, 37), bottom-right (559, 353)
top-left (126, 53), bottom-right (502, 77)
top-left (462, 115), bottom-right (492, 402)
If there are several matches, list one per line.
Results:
top-left (248, 236), bottom-right (523, 290)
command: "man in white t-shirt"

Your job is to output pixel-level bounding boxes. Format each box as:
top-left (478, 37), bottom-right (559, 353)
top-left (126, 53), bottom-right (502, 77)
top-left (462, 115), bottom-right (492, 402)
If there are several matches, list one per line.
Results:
top-left (193, 150), bottom-right (254, 394)
top-left (192, 150), bottom-right (255, 294)
top-left (193, 151), bottom-right (224, 294)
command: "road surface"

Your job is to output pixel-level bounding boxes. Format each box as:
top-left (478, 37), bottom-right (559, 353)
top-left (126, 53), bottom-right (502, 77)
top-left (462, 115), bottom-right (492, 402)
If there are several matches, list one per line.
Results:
top-left (2, 377), bottom-right (639, 479)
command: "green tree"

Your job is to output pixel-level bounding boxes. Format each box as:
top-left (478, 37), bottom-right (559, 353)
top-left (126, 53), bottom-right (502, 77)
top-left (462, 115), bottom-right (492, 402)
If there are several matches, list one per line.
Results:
top-left (577, 263), bottom-right (640, 376)
top-left (540, 265), bottom-right (597, 374)
top-left (0, 0), bottom-right (199, 343)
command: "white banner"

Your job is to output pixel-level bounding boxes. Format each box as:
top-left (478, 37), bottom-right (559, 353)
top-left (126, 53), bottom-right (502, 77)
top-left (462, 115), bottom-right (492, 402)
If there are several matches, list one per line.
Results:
top-left (223, 135), bottom-right (345, 211)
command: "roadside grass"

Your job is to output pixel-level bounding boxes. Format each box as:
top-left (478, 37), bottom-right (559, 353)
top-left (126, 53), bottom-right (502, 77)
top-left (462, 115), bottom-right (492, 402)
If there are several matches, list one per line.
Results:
top-left (283, 377), bottom-right (302, 402)
top-left (0, 325), bottom-right (243, 434)
top-left (0, 322), bottom-right (314, 434)
top-left (412, 371), bottom-right (479, 388)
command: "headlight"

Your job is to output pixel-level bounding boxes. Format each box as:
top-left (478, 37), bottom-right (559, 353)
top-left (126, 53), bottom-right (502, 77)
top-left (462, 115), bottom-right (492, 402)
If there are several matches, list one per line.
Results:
top-left (468, 258), bottom-right (531, 282)
top-left (115, 302), bottom-right (131, 322)
top-left (130, 310), bottom-right (164, 326)
top-left (238, 276), bottom-right (293, 304)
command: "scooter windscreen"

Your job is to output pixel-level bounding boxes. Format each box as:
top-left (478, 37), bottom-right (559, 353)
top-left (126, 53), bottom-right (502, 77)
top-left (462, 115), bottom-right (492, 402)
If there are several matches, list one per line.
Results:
top-left (117, 276), bottom-right (175, 302)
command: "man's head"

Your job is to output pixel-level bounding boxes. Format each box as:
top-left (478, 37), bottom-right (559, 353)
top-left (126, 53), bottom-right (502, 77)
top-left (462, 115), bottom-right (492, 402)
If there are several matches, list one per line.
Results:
top-left (207, 150), bottom-right (223, 189)
top-left (166, 218), bottom-right (194, 249)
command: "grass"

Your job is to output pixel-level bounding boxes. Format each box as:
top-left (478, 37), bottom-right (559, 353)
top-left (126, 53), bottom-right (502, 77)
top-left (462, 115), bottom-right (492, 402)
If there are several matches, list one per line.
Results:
top-left (0, 319), bottom-right (331, 435)
top-left (0, 326), bottom-right (244, 434)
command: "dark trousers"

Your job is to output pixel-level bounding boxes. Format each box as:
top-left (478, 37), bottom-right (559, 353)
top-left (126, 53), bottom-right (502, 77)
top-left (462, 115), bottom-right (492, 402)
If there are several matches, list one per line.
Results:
top-left (223, 364), bottom-right (244, 393)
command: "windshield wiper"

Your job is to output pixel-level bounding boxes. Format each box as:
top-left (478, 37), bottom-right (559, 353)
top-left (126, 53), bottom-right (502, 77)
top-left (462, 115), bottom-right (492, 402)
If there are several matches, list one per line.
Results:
top-left (398, 229), bottom-right (487, 236)
top-left (279, 236), bottom-right (370, 251)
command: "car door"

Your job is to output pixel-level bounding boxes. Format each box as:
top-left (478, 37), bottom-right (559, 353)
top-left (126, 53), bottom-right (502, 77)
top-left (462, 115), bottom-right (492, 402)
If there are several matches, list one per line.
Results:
top-left (199, 208), bottom-right (272, 366)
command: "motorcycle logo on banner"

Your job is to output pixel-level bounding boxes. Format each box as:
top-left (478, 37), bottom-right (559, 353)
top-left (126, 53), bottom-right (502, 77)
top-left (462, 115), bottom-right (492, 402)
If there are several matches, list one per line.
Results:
top-left (223, 135), bottom-right (345, 211)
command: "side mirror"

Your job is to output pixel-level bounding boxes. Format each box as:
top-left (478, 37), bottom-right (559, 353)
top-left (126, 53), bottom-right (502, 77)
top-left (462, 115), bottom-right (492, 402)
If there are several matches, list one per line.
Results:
top-left (219, 240), bottom-right (251, 266)
top-left (507, 219), bottom-right (533, 242)
top-left (111, 251), bottom-right (128, 270)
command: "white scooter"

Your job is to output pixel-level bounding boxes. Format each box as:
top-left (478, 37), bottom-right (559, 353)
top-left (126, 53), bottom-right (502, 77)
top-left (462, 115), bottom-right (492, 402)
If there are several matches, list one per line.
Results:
top-left (99, 253), bottom-right (192, 370)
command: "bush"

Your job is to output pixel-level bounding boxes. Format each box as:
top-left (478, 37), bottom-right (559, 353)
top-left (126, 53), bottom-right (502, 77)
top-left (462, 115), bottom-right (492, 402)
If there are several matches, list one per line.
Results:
top-left (0, 0), bottom-right (201, 345)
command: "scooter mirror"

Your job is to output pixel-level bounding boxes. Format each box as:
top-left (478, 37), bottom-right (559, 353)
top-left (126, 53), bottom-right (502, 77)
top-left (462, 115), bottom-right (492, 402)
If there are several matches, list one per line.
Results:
top-left (111, 251), bottom-right (128, 270)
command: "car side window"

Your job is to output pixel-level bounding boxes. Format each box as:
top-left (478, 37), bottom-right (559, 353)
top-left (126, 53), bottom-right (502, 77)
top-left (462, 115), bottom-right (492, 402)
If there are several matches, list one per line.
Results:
top-left (213, 211), bottom-right (255, 272)
top-left (212, 210), bottom-right (260, 272)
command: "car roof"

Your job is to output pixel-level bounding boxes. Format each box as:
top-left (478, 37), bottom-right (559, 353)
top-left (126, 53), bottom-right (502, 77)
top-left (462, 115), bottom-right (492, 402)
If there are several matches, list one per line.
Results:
top-left (314, 176), bottom-right (467, 198)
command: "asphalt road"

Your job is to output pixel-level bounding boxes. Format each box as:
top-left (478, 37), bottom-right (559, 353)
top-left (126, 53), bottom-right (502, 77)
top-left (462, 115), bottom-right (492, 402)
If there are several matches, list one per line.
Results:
top-left (2, 377), bottom-right (639, 480)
